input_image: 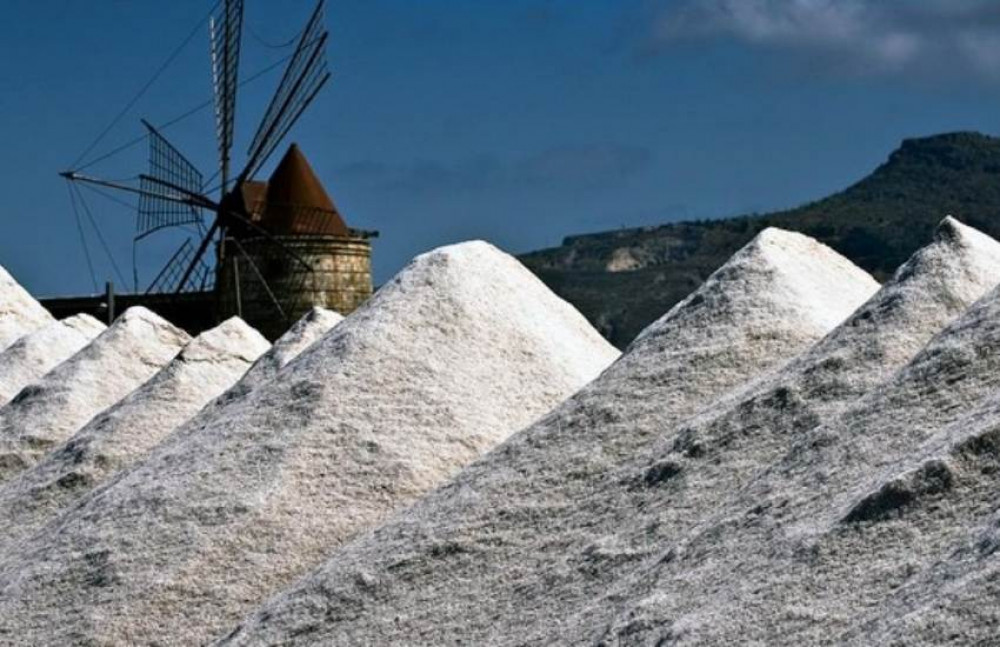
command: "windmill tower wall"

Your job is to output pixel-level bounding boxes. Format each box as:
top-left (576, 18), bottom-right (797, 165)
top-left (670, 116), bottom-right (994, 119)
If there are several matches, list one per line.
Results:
top-left (216, 233), bottom-right (372, 340)
top-left (215, 144), bottom-right (375, 340)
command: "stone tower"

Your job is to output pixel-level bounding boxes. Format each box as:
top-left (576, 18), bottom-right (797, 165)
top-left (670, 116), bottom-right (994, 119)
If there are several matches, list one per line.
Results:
top-left (216, 144), bottom-right (374, 339)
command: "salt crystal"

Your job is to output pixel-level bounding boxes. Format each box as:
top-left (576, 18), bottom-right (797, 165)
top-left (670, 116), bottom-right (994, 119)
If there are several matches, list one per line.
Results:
top-left (585, 220), bottom-right (1000, 645)
top-left (236, 305), bottom-right (342, 393)
top-left (0, 317), bottom-right (268, 554)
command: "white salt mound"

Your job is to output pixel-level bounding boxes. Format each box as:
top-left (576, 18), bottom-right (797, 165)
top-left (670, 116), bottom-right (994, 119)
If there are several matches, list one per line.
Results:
top-left (0, 240), bottom-right (619, 645)
top-left (832, 394), bottom-right (1000, 646)
top-left (0, 314), bottom-right (106, 405)
top-left (235, 305), bottom-right (342, 393)
top-left (0, 317), bottom-right (268, 555)
top-left (0, 306), bottom-right (189, 483)
top-left (842, 499), bottom-right (1000, 645)
top-left (0, 265), bottom-right (53, 351)
top-left (163, 307), bottom-right (344, 439)
top-left (217, 228), bottom-right (883, 646)
top-left (582, 246), bottom-right (1000, 645)
top-left (536, 215), bottom-right (1000, 645)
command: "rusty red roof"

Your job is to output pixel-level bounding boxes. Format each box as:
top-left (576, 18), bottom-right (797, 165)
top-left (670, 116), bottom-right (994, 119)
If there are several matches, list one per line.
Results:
top-left (259, 143), bottom-right (349, 236)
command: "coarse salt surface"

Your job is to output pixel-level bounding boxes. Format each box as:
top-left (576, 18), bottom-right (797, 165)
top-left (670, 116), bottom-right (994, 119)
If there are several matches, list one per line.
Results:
top-left (0, 306), bottom-right (189, 484)
top-left (542, 216), bottom-right (1000, 646)
top-left (0, 240), bottom-right (618, 645)
top-left (841, 503), bottom-right (1000, 646)
top-left (580, 222), bottom-right (1000, 645)
top-left (215, 227), bottom-right (885, 646)
top-left (0, 316), bottom-right (269, 554)
top-left (170, 307), bottom-right (345, 439)
top-left (0, 314), bottom-right (106, 405)
top-left (234, 305), bottom-right (342, 394)
top-left (0, 265), bottom-right (54, 351)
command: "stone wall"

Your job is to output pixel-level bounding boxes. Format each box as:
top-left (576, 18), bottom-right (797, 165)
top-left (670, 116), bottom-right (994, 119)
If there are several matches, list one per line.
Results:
top-left (217, 234), bottom-right (372, 340)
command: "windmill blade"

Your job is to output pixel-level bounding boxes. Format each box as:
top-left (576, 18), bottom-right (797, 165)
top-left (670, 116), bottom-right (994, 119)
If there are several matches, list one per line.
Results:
top-left (210, 0), bottom-right (244, 193)
top-left (240, 0), bottom-right (330, 182)
top-left (137, 120), bottom-right (205, 239)
top-left (172, 215), bottom-right (224, 294)
top-left (171, 198), bottom-right (315, 298)
top-left (146, 237), bottom-right (214, 294)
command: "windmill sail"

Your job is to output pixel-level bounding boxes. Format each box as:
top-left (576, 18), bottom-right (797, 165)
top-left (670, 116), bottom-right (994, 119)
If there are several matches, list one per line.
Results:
top-left (241, 0), bottom-right (330, 182)
top-left (137, 121), bottom-right (204, 239)
top-left (61, 0), bottom-right (344, 318)
top-left (210, 0), bottom-right (244, 193)
top-left (146, 238), bottom-right (213, 294)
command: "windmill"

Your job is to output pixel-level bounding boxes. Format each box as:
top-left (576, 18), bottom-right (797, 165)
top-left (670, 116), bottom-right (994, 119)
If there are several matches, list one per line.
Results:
top-left (59, 0), bottom-right (344, 332)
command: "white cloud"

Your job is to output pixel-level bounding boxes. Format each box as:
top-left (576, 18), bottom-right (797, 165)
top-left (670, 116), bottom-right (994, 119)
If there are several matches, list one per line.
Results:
top-left (646, 0), bottom-right (1000, 79)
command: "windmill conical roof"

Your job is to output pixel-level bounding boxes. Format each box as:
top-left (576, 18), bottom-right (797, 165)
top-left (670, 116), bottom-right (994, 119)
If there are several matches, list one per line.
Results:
top-left (260, 144), bottom-right (348, 236)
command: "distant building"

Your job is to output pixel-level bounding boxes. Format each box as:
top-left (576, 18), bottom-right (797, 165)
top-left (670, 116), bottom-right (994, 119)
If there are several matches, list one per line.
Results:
top-left (216, 143), bottom-right (375, 339)
top-left (45, 145), bottom-right (376, 340)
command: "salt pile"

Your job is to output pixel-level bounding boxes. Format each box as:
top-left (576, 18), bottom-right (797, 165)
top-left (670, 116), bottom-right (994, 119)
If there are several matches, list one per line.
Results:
top-left (0, 265), bottom-right (53, 351)
top-left (563, 235), bottom-right (1000, 644)
top-left (0, 306), bottom-right (189, 483)
top-left (233, 305), bottom-right (342, 394)
top-left (0, 314), bottom-right (106, 405)
top-left (163, 307), bottom-right (344, 440)
top-left (831, 396), bottom-right (1000, 646)
top-left (0, 317), bottom-right (268, 554)
top-left (842, 498), bottom-right (1000, 645)
top-left (216, 228), bottom-right (886, 645)
top-left (0, 241), bottom-right (619, 645)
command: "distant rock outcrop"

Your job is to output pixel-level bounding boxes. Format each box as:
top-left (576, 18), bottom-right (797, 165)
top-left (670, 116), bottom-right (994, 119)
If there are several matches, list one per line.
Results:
top-left (521, 132), bottom-right (1000, 347)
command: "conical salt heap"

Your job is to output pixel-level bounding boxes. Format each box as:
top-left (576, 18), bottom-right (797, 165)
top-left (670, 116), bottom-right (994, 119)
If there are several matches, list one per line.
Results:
top-left (0, 241), bottom-right (619, 645)
top-left (531, 216), bottom-right (1000, 646)
top-left (0, 314), bottom-right (106, 405)
top-left (214, 228), bottom-right (881, 645)
top-left (177, 307), bottom-right (345, 436)
top-left (569, 232), bottom-right (1000, 644)
top-left (0, 317), bottom-right (269, 554)
top-left (0, 265), bottom-right (54, 351)
top-left (0, 306), bottom-right (189, 484)
top-left (236, 305), bottom-right (342, 393)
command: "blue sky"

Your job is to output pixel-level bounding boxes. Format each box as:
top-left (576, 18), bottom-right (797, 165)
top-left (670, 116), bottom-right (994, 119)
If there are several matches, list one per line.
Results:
top-left (3, 0), bottom-right (1000, 295)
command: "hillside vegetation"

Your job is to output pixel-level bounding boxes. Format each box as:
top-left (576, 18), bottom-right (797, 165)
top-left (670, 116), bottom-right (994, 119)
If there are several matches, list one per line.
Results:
top-left (520, 132), bottom-right (1000, 347)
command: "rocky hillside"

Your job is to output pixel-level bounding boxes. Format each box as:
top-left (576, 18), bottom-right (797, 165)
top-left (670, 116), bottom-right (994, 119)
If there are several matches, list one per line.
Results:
top-left (521, 132), bottom-right (1000, 347)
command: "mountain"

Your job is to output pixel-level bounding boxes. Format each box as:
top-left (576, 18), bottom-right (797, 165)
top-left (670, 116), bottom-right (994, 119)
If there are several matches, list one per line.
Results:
top-left (520, 132), bottom-right (1000, 347)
